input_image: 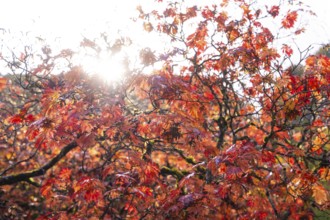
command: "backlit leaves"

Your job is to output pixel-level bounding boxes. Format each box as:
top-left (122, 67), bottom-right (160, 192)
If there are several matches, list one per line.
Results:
top-left (1, 0), bottom-right (329, 219)
top-left (282, 44), bottom-right (293, 57)
top-left (41, 179), bottom-right (56, 197)
top-left (268, 5), bottom-right (280, 18)
top-left (187, 24), bottom-right (208, 51)
top-left (58, 168), bottom-right (72, 180)
top-left (282, 11), bottom-right (298, 29)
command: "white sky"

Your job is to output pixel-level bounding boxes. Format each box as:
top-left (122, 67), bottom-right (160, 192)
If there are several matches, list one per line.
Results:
top-left (292, 0), bottom-right (330, 53)
top-left (0, 0), bottom-right (328, 46)
top-left (0, 0), bottom-right (329, 78)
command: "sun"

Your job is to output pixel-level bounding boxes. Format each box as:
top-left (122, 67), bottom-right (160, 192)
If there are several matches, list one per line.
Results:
top-left (81, 52), bottom-right (126, 82)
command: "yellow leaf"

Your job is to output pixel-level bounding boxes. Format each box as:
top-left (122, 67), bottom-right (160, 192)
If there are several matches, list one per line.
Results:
top-left (312, 136), bottom-right (323, 152)
top-left (284, 99), bottom-right (295, 111)
top-left (288, 177), bottom-right (302, 197)
top-left (313, 184), bottom-right (329, 205)
top-left (143, 22), bottom-right (153, 32)
top-left (314, 136), bottom-right (323, 145)
top-left (318, 167), bottom-right (330, 180)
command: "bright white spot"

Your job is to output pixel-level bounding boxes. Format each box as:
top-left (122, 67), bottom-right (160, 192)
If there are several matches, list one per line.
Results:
top-left (82, 52), bottom-right (125, 82)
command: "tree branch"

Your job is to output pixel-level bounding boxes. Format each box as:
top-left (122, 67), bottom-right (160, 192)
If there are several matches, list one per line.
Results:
top-left (0, 142), bottom-right (77, 186)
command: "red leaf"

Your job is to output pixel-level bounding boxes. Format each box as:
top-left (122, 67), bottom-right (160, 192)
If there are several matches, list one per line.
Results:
top-left (84, 189), bottom-right (102, 203)
top-left (9, 115), bottom-right (23, 124)
top-left (295, 28), bottom-right (305, 35)
top-left (40, 178), bottom-right (55, 197)
top-left (204, 92), bottom-right (214, 100)
top-left (282, 44), bottom-right (293, 57)
top-left (124, 203), bottom-right (137, 214)
top-left (282, 11), bottom-right (298, 29)
top-left (202, 8), bottom-right (214, 20)
top-left (268, 5), bottom-right (280, 18)
top-left (134, 186), bottom-right (153, 198)
top-left (257, 211), bottom-right (268, 219)
top-left (288, 157), bottom-right (295, 165)
top-left (58, 168), bottom-right (72, 180)
top-left (25, 114), bottom-right (36, 123)
top-left (144, 162), bottom-right (159, 183)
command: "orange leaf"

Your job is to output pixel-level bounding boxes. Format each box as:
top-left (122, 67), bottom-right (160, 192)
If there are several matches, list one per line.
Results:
top-left (40, 179), bottom-right (55, 197)
top-left (305, 55), bottom-right (316, 67)
top-left (0, 77), bottom-right (7, 91)
top-left (84, 189), bottom-right (102, 203)
top-left (204, 92), bottom-right (214, 100)
top-left (318, 167), bottom-right (330, 180)
top-left (59, 168), bottom-right (72, 180)
top-left (124, 203), bottom-right (137, 214)
top-left (313, 184), bottom-right (329, 205)
top-left (282, 11), bottom-right (298, 29)
top-left (292, 132), bottom-right (302, 142)
top-left (143, 22), bottom-right (153, 32)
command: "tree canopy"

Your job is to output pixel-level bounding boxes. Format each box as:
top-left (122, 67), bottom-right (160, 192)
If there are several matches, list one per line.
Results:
top-left (0, 0), bottom-right (330, 219)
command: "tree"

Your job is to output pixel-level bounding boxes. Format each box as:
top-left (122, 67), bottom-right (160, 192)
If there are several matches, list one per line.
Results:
top-left (0, 0), bottom-right (330, 219)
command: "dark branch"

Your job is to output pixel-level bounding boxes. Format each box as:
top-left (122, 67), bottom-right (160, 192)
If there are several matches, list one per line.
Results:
top-left (0, 142), bottom-right (77, 186)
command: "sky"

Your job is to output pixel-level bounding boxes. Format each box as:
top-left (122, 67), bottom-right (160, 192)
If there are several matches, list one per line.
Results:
top-left (0, 0), bottom-right (329, 80)
top-left (293, 0), bottom-right (330, 53)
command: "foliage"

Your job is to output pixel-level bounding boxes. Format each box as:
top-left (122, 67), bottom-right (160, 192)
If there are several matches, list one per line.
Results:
top-left (0, 0), bottom-right (330, 219)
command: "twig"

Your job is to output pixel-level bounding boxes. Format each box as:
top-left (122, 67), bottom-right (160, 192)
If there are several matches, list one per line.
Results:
top-left (0, 142), bottom-right (77, 186)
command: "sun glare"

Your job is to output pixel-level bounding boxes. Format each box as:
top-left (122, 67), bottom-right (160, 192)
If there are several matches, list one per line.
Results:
top-left (82, 53), bottom-right (126, 82)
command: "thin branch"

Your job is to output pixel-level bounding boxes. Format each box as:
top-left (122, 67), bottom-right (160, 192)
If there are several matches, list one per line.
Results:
top-left (0, 142), bottom-right (77, 186)
top-left (0, 148), bottom-right (39, 176)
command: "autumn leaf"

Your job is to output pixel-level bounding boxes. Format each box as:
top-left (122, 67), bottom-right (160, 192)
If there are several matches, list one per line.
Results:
top-left (282, 44), bottom-right (293, 57)
top-left (228, 29), bottom-right (239, 41)
top-left (140, 48), bottom-right (156, 65)
top-left (8, 114), bottom-right (23, 124)
top-left (292, 132), bottom-right (302, 142)
top-left (25, 114), bottom-right (36, 123)
top-left (294, 28), bottom-right (305, 36)
top-left (305, 55), bottom-right (317, 67)
top-left (313, 184), bottom-right (329, 205)
top-left (268, 5), bottom-right (280, 18)
top-left (0, 0), bottom-right (329, 219)
top-left (144, 162), bottom-right (159, 183)
top-left (84, 189), bottom-right (102, 203)
top-left (0, 77), bottom-right (7, 91)
top-left (204, 92), bottom-right (214, 100)
top-left (124, 203), bottom-right (137, 214)
top-left (41, 179), bottom-right (55, 197)
top-left (282, 11), bottom-right (298, 29)
top-left (76, 133), bottom-right (96, 148)
top-left (133, 186), bottom-right (153, 198)
top-left (188, 104), bottom-right (200, 119)
top-left (143, 22), bottom-right (153, 32)
top-left (58, 168), bottom-right (72, 180)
